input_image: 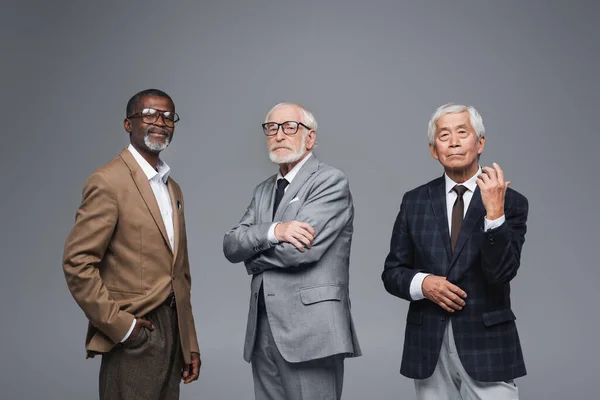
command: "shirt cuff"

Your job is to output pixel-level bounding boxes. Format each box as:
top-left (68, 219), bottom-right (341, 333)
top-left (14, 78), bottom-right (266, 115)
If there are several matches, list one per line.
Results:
top-left (267, 223), bottom-right (280, 244)
top-left (484, 215), bottom-right (505, 231)
top-left (409, 272), bottom-right (431, 301)
top-left (120, 318), bottom-right (136, 342)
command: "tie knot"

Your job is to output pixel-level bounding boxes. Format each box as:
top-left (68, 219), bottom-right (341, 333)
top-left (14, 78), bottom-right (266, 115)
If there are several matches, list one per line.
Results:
top-left (277, 178), bottom-right (289, 191)
top-left (453, 184), bottom-right (468, 197)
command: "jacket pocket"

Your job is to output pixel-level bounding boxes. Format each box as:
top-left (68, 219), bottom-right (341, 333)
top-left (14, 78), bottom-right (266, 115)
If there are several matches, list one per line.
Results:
top-left (300, 284), bottom-right (342, 305)
top-left (106, 286), bottom-right (143, 295)
top-left (406, 311), bottom-right (423, 325)
top-left (482, 309), bottom-right (516, 327)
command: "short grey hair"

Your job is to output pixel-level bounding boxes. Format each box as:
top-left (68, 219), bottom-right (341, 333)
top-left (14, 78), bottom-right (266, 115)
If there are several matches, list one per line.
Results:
top-left (427, 103), bottom-right (485, 145)
top-left (264, 102), bottom-right (318, 131)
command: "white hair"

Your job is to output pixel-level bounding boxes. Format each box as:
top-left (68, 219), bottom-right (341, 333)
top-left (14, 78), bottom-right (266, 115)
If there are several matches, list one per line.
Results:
top-left (264, 102), bottom-right (318, 131)
top-left (427, 103), bottom-right (485, 145)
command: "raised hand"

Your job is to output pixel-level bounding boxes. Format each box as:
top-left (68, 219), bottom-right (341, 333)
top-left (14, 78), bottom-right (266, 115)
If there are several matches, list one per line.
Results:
top-left (477, 162), bottom-right (510, 220)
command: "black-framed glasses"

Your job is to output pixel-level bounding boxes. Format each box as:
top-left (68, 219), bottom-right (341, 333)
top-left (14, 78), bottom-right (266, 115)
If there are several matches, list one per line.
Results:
top-left (262, 121), bottom-right (311, 136)
top-left (127, 108), bottom-right (180, 127)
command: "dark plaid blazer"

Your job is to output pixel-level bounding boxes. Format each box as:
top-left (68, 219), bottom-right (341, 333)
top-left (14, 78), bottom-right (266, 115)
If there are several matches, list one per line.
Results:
top-left (382, 175), bottom-right (528, 382)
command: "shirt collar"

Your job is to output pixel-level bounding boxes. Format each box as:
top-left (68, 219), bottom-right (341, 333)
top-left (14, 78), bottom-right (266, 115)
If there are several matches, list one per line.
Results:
top-left (128, 144), bottom-right (170, 183)
top-left (276, 152), bottom-right (312, 183)
top-left (444, 167), bottom-right (481, 195)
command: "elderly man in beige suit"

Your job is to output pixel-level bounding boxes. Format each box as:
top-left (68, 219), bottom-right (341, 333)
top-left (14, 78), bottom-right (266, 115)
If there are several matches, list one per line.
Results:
top-left (63, 89), bottom-right (201, 400)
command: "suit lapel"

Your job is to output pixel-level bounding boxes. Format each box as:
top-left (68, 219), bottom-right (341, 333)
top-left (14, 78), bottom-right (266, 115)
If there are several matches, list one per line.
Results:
top-left (119, 149), bottom-right (172, 253)
top-left (449, 186), bottom-right (485, 268)
top-left (428, 177), bottom-right (452, 261)
top-left (260, 176), bottom-right (277, 223)
top-left (167, 179), bottom-right (179, 263)
top-left (273, 155), bottom-right (319, 221)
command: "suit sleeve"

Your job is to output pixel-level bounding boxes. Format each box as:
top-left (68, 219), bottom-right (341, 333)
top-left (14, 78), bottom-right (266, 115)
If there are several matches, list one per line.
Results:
top-left (178, 191), bottom-right (200, 356)
top-left (244, 170), bottom-right (352, 274)
top-left (480, 192), bottom-right (528, 284)
top-left (62, 171), bottom-right (135, 343)
top-left (381, 193), bottom-right (419, 301)
top-left (223, 187), bottom-right (274, 264)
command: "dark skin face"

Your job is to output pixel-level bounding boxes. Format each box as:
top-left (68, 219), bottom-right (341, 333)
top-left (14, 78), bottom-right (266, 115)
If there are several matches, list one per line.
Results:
top-left (124, 95), bottom-right (175, 169)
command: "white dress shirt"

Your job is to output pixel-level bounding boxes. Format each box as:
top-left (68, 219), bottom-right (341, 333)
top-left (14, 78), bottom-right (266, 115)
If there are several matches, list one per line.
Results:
top-left (267, 152), bottom-right (313, 243)
top-left (409, 169), bottom-right (506, 300)
top-left (121, 144), bottom-right (175, 341)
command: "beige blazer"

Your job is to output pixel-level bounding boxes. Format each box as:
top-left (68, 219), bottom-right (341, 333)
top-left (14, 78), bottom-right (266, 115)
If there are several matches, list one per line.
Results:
top-left (63, 148), bottom-right (199, 364)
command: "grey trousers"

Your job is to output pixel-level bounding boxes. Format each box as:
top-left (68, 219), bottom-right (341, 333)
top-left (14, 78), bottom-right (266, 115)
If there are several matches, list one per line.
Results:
top-left (415, 322), bottom-right (519, 400)
top-left (99, 303), bottom-right (183, 400)
top-left (251, 306), bottom-right (344, 400)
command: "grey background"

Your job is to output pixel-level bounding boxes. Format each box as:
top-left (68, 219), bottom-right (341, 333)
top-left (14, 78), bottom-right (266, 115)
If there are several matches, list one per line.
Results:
top-left (1, 0), bottom-right (598, 399)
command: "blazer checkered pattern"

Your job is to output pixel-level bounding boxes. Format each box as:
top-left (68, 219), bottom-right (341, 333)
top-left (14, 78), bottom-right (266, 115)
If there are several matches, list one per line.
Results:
top-left (382, 176), bottom-right (528, 382)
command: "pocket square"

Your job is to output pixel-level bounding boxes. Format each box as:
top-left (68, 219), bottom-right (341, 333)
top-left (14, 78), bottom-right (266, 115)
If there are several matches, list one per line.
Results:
top-left (289, 197), bottom-right (300, 204)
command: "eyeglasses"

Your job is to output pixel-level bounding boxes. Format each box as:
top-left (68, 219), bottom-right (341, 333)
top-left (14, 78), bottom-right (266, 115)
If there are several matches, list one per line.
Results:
top-left (127, 108), bottom-right (180, 127)
top-left (262, 121), bottom-right (311, 136)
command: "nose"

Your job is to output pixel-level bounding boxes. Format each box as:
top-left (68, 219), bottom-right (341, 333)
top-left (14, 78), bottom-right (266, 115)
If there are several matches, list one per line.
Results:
top-left (448, 132), bottom-right (460, 147)
top-left (274, 125), bottom-right (287, 141)
top-left (154, 114), bottom-right (167, 127)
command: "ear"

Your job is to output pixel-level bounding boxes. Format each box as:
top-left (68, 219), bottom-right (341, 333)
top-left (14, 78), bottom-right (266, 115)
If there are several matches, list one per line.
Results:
top-left (124, 118), bottom-right (132, 133)
top-left (306, 129), bottom-right (317, 150)
top-left (477, 135), bottom-right (485, 155)
top-left (429, 143), bottom-right (439, 160)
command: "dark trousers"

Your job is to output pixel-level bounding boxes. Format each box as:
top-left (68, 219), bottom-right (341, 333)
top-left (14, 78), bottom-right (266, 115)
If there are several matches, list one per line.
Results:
top-left (99, 303), bottom-right (183, 400)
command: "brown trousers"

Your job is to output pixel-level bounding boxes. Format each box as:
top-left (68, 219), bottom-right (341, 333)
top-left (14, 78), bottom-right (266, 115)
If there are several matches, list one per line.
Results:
top-left (99, 303), bottom-right (183, 400)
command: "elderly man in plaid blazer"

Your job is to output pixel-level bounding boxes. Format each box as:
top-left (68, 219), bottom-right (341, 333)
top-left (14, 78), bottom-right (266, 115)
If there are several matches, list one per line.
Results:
top-left (382, 103), bottom-right (528, 399)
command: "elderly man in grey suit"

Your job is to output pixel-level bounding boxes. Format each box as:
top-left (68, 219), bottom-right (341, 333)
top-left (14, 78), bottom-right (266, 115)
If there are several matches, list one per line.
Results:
top-left (223, 102), bottom-right (361, 400)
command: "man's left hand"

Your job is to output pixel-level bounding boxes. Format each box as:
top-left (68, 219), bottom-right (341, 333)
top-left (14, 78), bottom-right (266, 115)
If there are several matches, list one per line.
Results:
top-left (182, 352), bottom-right (201, 384)
top-left (477, 162), bottom-right (510, 220)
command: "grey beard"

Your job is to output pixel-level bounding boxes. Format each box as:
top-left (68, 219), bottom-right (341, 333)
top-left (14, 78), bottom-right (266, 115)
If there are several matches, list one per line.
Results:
top-left (268, 133), bottom-right (307, 164)
top-left (144, 132), bottom-right (170, 153)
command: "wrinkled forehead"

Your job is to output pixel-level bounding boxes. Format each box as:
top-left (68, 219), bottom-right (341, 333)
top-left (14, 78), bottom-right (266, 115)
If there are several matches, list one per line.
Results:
top-left (436, 111), bottom-right (472, 131)
top-left (267, 104), bottom-right (303, 123)
top-left (139, 95), bottom-right (175, 112)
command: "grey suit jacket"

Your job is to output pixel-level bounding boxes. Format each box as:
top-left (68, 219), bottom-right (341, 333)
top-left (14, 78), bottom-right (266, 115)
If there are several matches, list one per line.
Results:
top-left (223, 155), bottom-right (362, 363)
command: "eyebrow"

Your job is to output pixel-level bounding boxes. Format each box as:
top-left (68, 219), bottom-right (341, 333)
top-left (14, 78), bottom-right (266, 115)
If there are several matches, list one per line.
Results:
top-left (437, 124), bottom-right (469, 133)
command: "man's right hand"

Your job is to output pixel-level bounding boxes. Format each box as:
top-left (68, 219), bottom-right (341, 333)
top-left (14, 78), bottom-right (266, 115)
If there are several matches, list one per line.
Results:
top-left (124, 319), bottom-right (154, 345)
top-left (274, 221), bottom-right (315, 251)
top-left (422, 275), bottom-right (467, 312)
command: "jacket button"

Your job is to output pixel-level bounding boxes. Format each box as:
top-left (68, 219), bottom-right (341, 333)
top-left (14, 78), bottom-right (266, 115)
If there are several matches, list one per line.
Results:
top-left (440, 316), bottom-right (446, 321)
top-left (251, 267), bottom-right (259, 272)
top-left (171, 275), bottom-right (175, 280)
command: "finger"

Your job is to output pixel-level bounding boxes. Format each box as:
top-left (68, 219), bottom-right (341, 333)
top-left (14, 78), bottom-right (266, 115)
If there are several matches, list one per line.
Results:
top-left (191, 360), bottom-right (200, 380)
top-left (505, 181), bottom-right (511, 189)
top-left (481, 166), bottom-right (497, 181)
top-left (140, 319), bottom-right (155, 330)
top-left (477, 172), bottom-right (491, 185)
top-left (437, 300), bottom-right (455, 313)
top-left (296, 222), bottom-right (315, 236)
top-left (441, 295), bottom-right (463, 310)
top-left (444, 292), bottom-right (466, 307)
top-left (297, 227), bottom-right (315, 243)
top-left (288, 237), bottom-right (305, 252)
top-left (182, 364), bottom-right (190, 379)
top-left (492, 162), bottom-right (505, 182)
top-left (447, 284), bottom-right (467, 298)
top-left (476, 177), bottom-right (485, 189)
top-left (294, 229), bottom-right (314, 246)
top-left (292, 231), bottom-right (312, 248)
top-left (184, 363), bottom-right (198, 384)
